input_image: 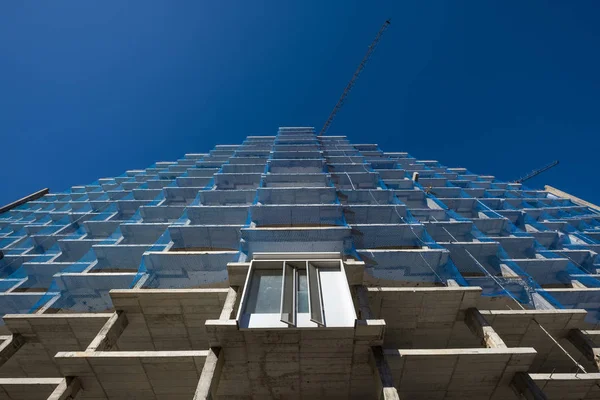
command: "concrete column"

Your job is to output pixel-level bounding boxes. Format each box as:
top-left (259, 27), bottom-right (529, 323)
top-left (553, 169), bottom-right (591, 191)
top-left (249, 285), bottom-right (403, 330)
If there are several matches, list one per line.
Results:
top-left (566, 329), bottom-right (600, 371)
top-left (370, 346), bottom-right (400, 400)
top-left (219, 287), bottom-right (238, 320)
top-left (47, 377), bottom-right (80, 400)
top-left (355, 285), bottom-right (372, 320)
top-left (0, 334), bottom-right (25, 367)
top-left (464, 308), bottom-right (507, 348)
top-left (86, 311), bottom-right (128, 352)
top-left (571, 280), bottom-right (587, 289)
top-left (194, 347), bottom-right (224, 400)
top-left (511, 372), bottom-right (548, 400)
top-left (446, 279), bottom-right (460, 287)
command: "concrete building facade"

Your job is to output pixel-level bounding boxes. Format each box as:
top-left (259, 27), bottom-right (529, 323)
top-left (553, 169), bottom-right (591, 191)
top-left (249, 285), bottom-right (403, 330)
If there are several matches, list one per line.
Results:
top-left (0, 127), bottom-right (600, 399)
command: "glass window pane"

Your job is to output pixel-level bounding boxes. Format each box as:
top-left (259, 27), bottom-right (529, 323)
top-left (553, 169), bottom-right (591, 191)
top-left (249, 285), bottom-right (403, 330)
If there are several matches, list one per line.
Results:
top-left (297, 269), bottom-right (308, 313)
top-left (280, 263), bottom-right (295, 325)
top-left (244, 270), bottom-right (282, 314)
top-left (308, 262), bottom-right (324, 325)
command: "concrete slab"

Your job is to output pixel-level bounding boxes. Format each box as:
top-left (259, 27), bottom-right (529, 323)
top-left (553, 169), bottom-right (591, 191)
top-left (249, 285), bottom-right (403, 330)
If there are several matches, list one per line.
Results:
top-left (119, 223), bottom-right (169, 245)
top-left (351, 224), bottom-right (424, 249)
top-left (198, 190), bottom-right (256, 206)
top-left (93, 244), bottom-right (148, 270)
top-left (386, 347), bottom-right (537, 400)
top-left (169, 225), bottom-right (242, 251)
top-left (110, 289), bottom-right (228, 350)
top-left (366, 286), bottom-right (482, 348)
top-left (3, 313), bottom-right (112, 352)
top-left (542, 288), bottom-right (600, 322)
top-left (359, 249), bottom-right (450, 286)
top-left (257, 187), bottom-right (338, 205)
top-left (186, 206), bottom-right (249, 225)
top-left (422, 220), bottom-right (473, 242)
top-left (250, 204), bottom-right (343, 227)
top-left (480, 309), bottom-right (590, 372)
top-left (54, 350), bottom-right (208, 400)
top-left (0, 377), bottom-right (65, 400)
top-left (142, 251), bottom-right (236, 288)
top-left (0, 314), bottom-right (111, 378)
top-left (507, 258), bottom-right (570, 286)
top-left (241, 226), bottom-right (351, 255)
top-left (529, 372), bottom-right (600, 399)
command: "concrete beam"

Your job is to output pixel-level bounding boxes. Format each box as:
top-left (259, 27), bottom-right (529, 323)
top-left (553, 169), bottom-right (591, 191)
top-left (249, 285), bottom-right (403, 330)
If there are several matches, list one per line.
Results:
top-left (55, 350), bottom-right (208, 399)
top-left (370, 346), bottom-right (400, 400)
top-left (194, 347), bottom-right (223, 400)
top-left (511, 372), bottom-right (548, 400)
top-left (226, 262), bottom-right (250, 287)
top-left (0, 378), bottom-right (65, 399)
top-left (0, 188), bottom-right (49, 214)
top-left (219, 287), bottom-right (238, 320)
top-left (571, 279), bottom-right (587, 289)
top-left (0, 334), bottom-right (25, 367)
top-left (581, 330), bottom-right (600, 339)
top-left (567, 329), bottom-right (600, 371)
top-left (47, 377), bottom-right (81, 400)
top-left (464, 308), bottom-right (507, 348)
top-left (343, 259), bottom-right (365, 285)
top-left (527, 373), bottom-right (600, 399)
top-left (545, 185), bottom-right (600, 211)
top-left (86, 311), bottom-right (128, 352)
top-left (355, 285), bottom-right (372, 319)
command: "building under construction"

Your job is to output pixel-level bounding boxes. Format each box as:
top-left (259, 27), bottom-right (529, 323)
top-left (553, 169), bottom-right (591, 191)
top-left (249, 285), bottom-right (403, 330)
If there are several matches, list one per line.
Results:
top-left (0, 127), bottom-right (600, 399)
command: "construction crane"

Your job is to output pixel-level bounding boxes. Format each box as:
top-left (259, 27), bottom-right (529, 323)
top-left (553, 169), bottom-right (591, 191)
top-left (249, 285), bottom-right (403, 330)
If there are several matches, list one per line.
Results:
top-left (514, 160), bottom-right (560, 184)
top-left (319, 19), bottom-right (391, 136)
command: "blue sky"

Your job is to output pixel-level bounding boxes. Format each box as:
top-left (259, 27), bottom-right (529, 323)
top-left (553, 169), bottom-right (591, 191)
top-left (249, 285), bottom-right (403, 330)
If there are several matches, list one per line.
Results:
top-left (1, 1), bottom-right (599, 205)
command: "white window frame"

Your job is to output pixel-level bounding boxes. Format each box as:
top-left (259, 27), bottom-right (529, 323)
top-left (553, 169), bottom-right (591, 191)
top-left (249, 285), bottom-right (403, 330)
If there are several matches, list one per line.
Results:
top-left (236, 258), bottom-right (355, 329)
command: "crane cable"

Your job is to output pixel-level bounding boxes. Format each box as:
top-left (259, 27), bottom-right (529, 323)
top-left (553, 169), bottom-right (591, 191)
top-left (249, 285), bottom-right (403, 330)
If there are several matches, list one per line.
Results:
top-left (319, 19), bottom-right (391, 136)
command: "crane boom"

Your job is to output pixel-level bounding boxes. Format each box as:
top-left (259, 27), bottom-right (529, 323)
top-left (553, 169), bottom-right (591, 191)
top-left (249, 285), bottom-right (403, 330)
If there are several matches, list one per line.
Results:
top-left (514, 160), bottom-right (560, 183)
top-left (319, 19), bottom-right (391, 136)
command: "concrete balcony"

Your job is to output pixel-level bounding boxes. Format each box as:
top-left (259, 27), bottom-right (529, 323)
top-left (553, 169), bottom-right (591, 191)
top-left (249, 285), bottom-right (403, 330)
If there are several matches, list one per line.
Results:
top-left (338, 189), bottom-right (396, 205)
top-left (262, 173), bottom-right (330, 188)
top-left (119, 223), bottom-right (169, 245)
top-left (241, 226), bottom-right (352, 256)
top-left (93, 244), bottom-right (149, 271)
top-left (164, 187), bottom-right (202, 205)
top-left (52, 271), bottom-right (138, 312)
top-left (138, 205), bottom-right (186, 223)
top-left (271, 150), bottom-right (322, 159)
top-left (227, 156), bottom-right (268, 165)
top-left (55, 239), bottom-right (105, 263)
top-left (175, 176), bottom-right (212, 188)
top-left (214, 173), bottom-right (261, 190)
top-left (268, 158), bottom-right (324, 174)
top-left (257, 187), bottom-right (337, 205)
top-left (220, 164), bottom-right (264, 174)
top-left (505, 257), bottom-right (570, 286)
top-left (422, 220), bottom-right (473, 242)
top-left (343, 204), bottom-right (406, 224)
top-left (330, 172), bottom-right (380, 189)
top-left (169, 225), bottom-right (242, 251)
top-left (351, 224), bottom-right (425, 250)
top-left (359, 248), bottom-right (451, 286)
top-left (186, 167), bottom-right (220, 177)
top-left (250, 204), bottom-right (343, 227)
top-left (198, 190), bottom-right (256, 206)
top-left (142, 251), bottom-right (235, 288)
top-left (186, 205), bottom-right (249, 225)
